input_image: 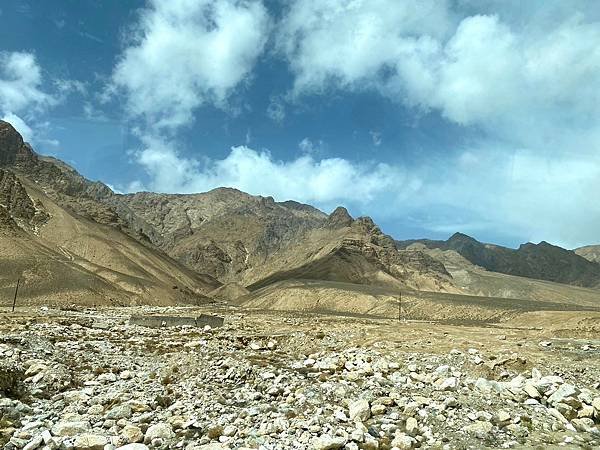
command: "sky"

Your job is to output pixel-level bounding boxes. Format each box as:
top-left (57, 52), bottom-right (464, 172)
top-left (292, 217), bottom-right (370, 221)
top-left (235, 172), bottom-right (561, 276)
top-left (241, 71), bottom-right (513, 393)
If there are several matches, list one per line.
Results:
top-left (1, 0), bottom-right (600, 249)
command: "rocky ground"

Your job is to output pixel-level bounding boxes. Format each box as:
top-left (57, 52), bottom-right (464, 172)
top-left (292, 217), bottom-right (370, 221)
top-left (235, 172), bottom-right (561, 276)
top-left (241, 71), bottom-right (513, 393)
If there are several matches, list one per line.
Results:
top-left (1, 306), bottom-right (599, 450)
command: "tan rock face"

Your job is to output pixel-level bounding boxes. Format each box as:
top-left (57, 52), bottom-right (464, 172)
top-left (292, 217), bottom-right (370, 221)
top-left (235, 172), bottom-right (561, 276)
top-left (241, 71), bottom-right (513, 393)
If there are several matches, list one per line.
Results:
top-left (0, 121), bottom-right (36, 166)
top-left (0, 169), bottom-right (48, 229)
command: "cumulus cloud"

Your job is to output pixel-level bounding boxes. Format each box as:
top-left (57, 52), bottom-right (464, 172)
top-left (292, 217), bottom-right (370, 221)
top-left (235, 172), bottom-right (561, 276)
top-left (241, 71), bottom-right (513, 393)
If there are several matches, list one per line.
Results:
top-left (116, 1), bottom-right (600, 246)
top-left (277, 1), bottom-right (600, 152)
top-left (0, 51), bottom-right (85, 146)
top-left (131, 137), bottom-right (403, 207)
top-left (404, 148), bottom-right (600, 248)
top-left (0, 51), bottom-right (63, 145)
top-left (0, 51), bottom-right (55, 115)
top-left (128, 136), bottom-right (600, 247)
top-left (110, 0), bottom-right (271, 129)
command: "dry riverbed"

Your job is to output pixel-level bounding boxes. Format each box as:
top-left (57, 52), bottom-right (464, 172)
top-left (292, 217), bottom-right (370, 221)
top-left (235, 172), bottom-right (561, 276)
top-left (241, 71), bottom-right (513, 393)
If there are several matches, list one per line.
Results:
top-left (1, 305), bottom-right (599, 449)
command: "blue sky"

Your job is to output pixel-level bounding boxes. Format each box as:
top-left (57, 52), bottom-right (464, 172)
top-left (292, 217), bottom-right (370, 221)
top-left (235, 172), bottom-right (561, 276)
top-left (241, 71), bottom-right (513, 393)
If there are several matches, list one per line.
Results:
top-left (1, 1), bottom-right (600, 248)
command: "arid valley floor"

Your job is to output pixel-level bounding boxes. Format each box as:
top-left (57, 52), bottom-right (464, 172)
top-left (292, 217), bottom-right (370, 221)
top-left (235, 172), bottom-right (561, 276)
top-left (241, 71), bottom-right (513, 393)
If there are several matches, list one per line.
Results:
top-left (1, 303), bottom-right (599, 450)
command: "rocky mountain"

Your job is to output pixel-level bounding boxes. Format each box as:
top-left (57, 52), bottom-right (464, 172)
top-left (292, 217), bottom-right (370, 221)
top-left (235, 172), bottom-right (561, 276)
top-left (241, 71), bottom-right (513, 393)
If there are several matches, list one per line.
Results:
top-left (0, 120), bottom-right (456, 304)
top-left (575, 245), bottom-right (600, 264)
top-left (405, 243), bottom-right (600, 306)
top-left (244, 211), bottom-right (456, 293)
top-left (119, 189), bottom-right (327, 281)
top-left (0, 121), bottom-right (220, 306)
top-left (397, 232), bottom-right (600, 289)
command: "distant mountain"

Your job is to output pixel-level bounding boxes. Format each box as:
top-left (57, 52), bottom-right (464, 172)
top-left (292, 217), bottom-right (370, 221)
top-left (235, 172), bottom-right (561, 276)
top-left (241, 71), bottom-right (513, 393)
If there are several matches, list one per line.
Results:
top-left (397, 232), bottom-right (600, 288)
top-left (575, 245), bottom-right (600, 264)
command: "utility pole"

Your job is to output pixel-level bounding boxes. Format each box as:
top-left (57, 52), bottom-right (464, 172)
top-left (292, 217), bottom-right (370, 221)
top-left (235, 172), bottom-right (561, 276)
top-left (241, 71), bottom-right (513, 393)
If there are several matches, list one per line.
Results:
top-left (397, 291), bottom-right (402, 322)
top-left (11, 278), bottom-right (20, 312)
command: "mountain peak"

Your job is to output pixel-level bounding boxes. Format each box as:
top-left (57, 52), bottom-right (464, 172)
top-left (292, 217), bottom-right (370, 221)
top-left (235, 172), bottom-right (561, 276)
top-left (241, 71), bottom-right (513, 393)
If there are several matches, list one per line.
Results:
top-left (326, 206), bottom-right (353, 228)
top-left (448, 232), bottom-right (477, 242)
top-left (0, 120), bottom-right (36, 167)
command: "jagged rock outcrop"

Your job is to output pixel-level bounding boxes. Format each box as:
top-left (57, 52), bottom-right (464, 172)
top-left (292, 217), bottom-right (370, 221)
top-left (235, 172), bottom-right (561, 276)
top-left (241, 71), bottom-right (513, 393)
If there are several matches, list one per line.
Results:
top-left (325, 206), bottom-right (354, 229)
top-left (120, 188), bottom-right (328, 281)
top-left (247, 211), bottom-right (455, 293)
top-left (0, 169), bottom-right (48, 229)
top-left (0, 121), bottom-right (36, 166)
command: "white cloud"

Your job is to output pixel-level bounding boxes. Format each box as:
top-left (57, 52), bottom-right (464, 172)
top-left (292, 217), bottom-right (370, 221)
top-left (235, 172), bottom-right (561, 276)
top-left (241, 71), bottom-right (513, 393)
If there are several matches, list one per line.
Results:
top-left (0, 51), bottom-right (65, 146)
top-left (406, 148), bottom-right (600, 248)
top-left (277, 0), bottom-right (455, 95)
top-left (0, 51), bottom-right (55, 115)
top-left (131, 137), bottom-right (403, 208)
top-left (129, 136), bottom-right (600, 247)
top-left (277, 1), bottom-right (600, 153)
top-left (111, 0), bottom-right (271, 129)
top-left (114, 0), bottom-right (600, 247)
top-left (298, 137), bottom-right (324, 155)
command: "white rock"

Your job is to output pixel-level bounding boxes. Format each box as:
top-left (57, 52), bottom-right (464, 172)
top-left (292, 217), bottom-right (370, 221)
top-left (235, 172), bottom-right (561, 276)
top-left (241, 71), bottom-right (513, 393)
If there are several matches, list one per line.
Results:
top-left (391, 433), bottom-right (415, 449)
top-left (371, 404), bottom-right (386, 415)
top-left (304, 358), bottom-right (316, 367)
top-left (523, 383), bottom-right (541, 399)
top-left (144, 423), bottom-right (174, 443)
top-left (194, 445), bottom-right (230, 450)
top-left (437, 377), bottom-right (458, 391)
top-left (23, 436), bottom-right (43, 450)
top-left (349, 399), bottom-right (371, 422)
top-left (116, 445), bottom-right (150, 450)
top-left (97, 372), bottom-right (117, 383)
top-left (495, 411), bottom-right (511, 425)
top-left (312, 434), bottom-right (346, 450)
top-left (121, 425), bottom-right (143, 444)
top-left (405, 417), bottom-right (418, 436)
top-left (51, 421), bottom-right (90, 437)
top-left (222, 425), bottom-right (237, 437)
top-left (474, 378), bottom-right (503, 393)
top-left (547, 384), bottom-right (578, 405)
top-left (464, 421), bottom-right (493, 438)
top-left (72, 434), bottom-right (108, 450)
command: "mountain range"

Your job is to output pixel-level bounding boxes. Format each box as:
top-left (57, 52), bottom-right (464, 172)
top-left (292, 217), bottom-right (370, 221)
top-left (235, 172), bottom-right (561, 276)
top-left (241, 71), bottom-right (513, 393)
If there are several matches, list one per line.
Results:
top-left (397, 232), bottom-right (600, 288)
top-left (1, 119), bottom-right (599, 311)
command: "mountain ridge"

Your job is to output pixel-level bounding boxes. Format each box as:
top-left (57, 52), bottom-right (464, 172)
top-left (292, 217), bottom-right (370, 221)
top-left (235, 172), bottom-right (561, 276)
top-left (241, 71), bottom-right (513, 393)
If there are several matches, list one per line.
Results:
top-left (0, 120), bottom-right (456, 301)
top-left (397, 232), bottom-right (600, 289)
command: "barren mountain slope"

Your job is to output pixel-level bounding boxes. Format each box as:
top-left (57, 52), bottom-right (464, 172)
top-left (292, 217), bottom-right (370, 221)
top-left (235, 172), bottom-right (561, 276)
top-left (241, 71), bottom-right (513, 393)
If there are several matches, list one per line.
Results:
top-left (239, 278), bottom-right (600, 322)
top-left (0, 175), bottom-right (220, 306)
top-left (121, 189), bottom-right (327, 281)
top-left (0, 122), bottom-right (220, 306)
top-left (575, 245), bottom-right (600, 263)
top-left (398, 232), bottom-right (600, 288)
top-left (1, 121), bottom-right (456, 295)
top-left (244, 210), bottom-right (457, 293)
top-left (409, 244), bottom-right (600, 307)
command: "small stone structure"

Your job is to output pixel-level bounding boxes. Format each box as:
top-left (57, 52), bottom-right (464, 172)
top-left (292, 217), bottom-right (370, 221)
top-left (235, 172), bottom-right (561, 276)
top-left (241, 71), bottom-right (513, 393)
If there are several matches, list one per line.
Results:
top-left (129, 314), bottom-right (224, 328)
